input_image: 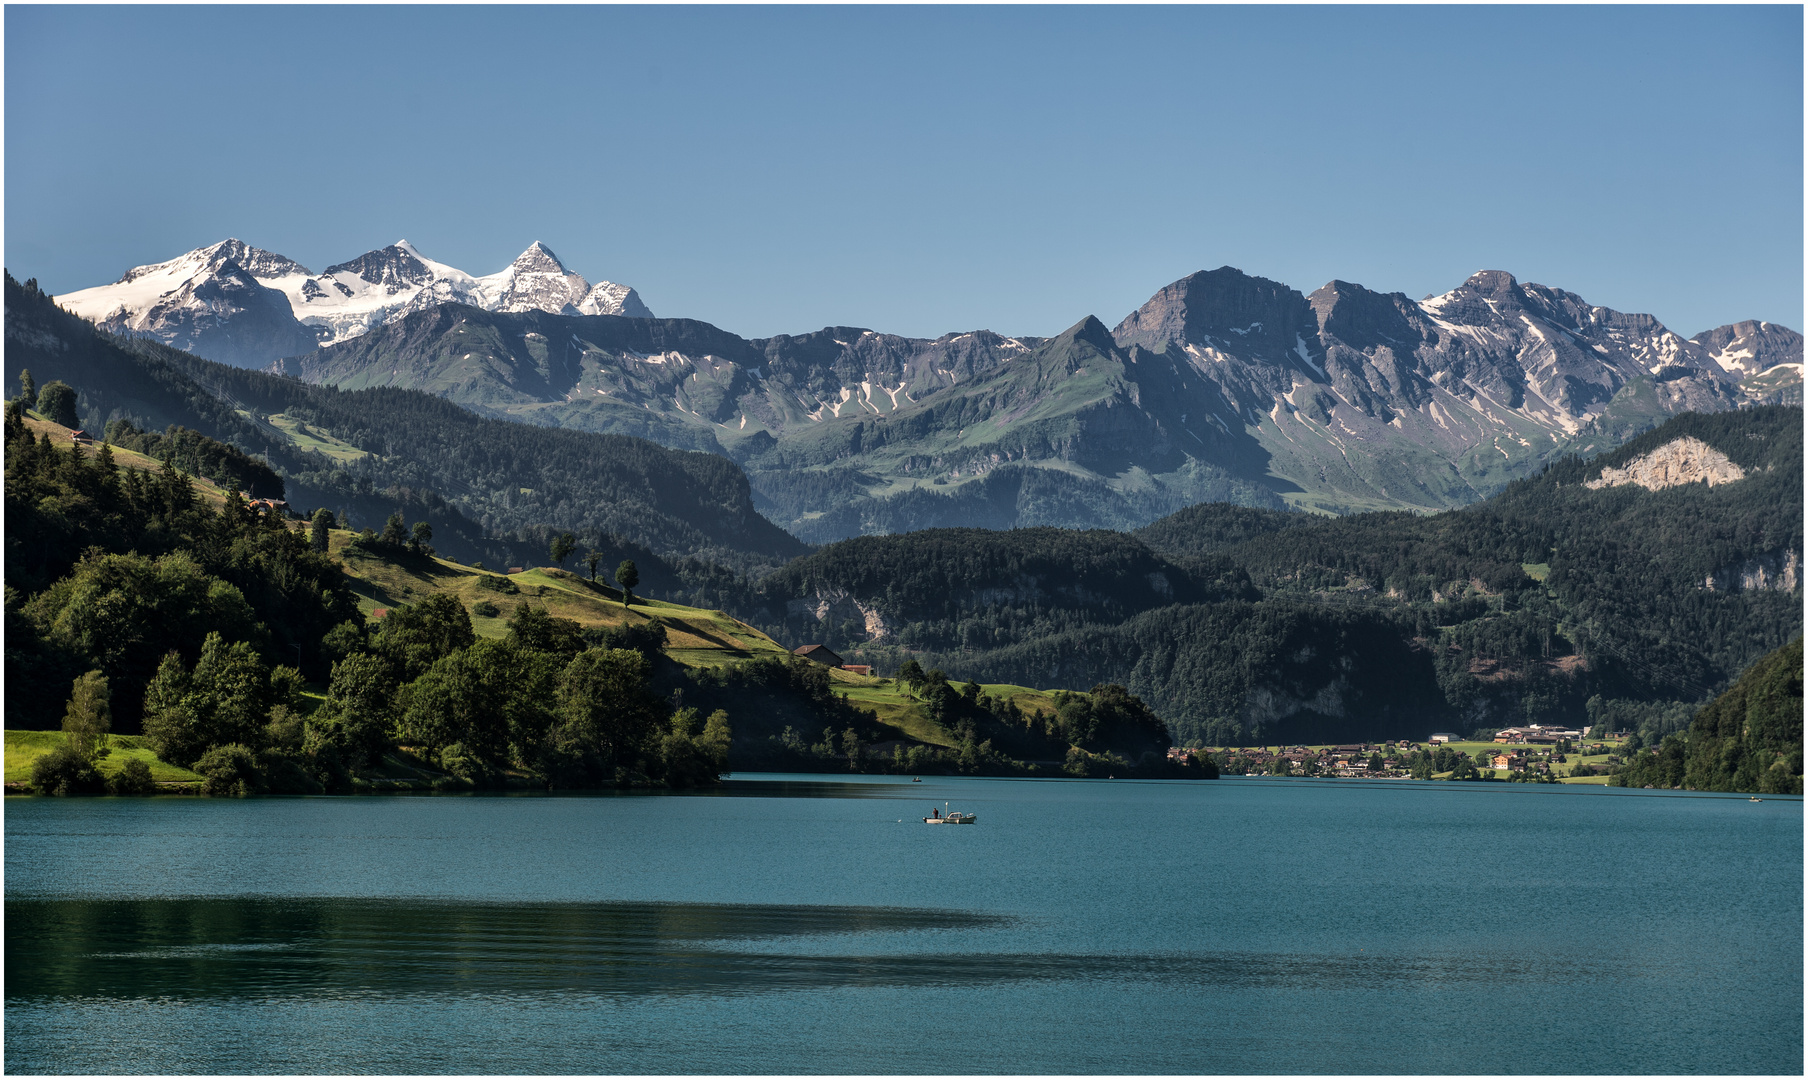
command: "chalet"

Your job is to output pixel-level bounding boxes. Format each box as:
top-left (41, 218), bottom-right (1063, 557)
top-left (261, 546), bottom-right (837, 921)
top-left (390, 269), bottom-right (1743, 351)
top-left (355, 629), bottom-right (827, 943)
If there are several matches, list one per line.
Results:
top-left (69, 429), bottom-right (93, 444)
top-left (1491, 752), bottom-right (1525, 771)
top-left (792, 644), bottom-right (845, 668)
top-left (841, 664), bottom-right (872, 676)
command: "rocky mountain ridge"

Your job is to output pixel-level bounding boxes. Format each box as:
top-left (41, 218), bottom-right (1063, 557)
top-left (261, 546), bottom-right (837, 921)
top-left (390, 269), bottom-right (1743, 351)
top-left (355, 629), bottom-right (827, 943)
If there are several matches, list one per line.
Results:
top-left (55, 238), bottom-right (652, 368)
top-left (272, 263), bottom-right (1800, 538)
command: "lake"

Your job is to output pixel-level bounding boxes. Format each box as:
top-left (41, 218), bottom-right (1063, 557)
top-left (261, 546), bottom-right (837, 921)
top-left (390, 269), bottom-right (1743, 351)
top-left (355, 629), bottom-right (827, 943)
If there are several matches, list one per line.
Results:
top-left (5, 775), bottom-right (1801, 1074)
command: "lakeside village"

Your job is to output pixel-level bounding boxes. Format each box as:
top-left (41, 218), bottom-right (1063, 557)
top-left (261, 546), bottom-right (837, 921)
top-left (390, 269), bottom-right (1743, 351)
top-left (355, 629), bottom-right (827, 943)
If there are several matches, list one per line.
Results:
top-left (1170, 724), bottom-right (1635, 783)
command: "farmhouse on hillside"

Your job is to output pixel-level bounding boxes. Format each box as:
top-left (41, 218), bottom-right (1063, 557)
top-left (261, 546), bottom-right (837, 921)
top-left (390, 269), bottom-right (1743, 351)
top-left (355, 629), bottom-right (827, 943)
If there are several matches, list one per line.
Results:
top-left (792, 644), bottom-right (845, 668)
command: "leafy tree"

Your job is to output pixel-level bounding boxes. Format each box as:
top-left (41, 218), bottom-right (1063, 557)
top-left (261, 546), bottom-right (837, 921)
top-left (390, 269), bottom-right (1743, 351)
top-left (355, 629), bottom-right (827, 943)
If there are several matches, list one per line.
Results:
top-left (550, 532), bottom-right (577, 570)
top-left (62, 670), bottom-right (112, 763)
top-left (659, 707), bottom-right (732, 787)
top-left (108, 757), bottom-right (157, 795)
top-left (193, 743), bottom-right (262, 796)
top-left (309, 509), bottom-right (334, 553)
top-left (397, 640), bottom-right (560, 771)
top-left (140, 633), bottom-right (273, 767)
top-left (585, 551), bottom-right (602, 581)
top-left (616, 560), bottom-right (639, 605)
top-left (506, 603), bottom-right (585, 658)
top-left (314, 652), bottom-right (398, 766)
top-left (31, 745), bottom-right (103, 795)
top-left (410, 520), bottom-right (433, 555)
top-left (188, 632), bottom-right (274, 749)
top-left (320, 620), bottom-right (366, 665)
top-left (380, 512), bottom-right (408, 548)
top-left (555, 647), bottom-right (664, 775)
top-left (35, 380), bottom-right (79, 428)
top-left (895, 658), bottom-right (925, 690)
top-left (18, 367), bottom-right (35, 407)
top-left (371, 593), bottom-right (474, 682)
top-left (140, 650), bottom-right (201, 767)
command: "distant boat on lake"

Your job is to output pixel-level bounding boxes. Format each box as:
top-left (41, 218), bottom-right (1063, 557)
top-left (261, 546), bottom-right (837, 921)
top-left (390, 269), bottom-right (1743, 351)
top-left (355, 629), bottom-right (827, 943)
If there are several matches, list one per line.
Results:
top-left (924, 803), bottom-right (975, 824)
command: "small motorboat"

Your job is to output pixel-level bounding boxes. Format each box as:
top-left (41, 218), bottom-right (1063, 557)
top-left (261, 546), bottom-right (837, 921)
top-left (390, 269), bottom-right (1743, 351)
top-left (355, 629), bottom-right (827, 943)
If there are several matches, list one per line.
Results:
top-left (1750, 796), bottom-right (1764, 802)
top-left (924, 802), bottom-right (976, 824)
top-left (912, 777), bottom-right (922, 782)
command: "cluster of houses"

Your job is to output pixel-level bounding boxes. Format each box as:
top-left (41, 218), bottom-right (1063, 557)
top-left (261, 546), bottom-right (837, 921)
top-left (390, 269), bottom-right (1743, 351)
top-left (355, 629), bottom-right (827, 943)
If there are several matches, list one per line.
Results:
top-left (1174, 742), bottom-right (1418, 778)
top-left (1172, 730), bottom-right (1604, 779)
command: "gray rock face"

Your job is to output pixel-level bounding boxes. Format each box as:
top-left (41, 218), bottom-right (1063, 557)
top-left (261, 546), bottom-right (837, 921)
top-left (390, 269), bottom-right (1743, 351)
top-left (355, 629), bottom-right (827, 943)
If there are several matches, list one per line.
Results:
top-left (1690, 319), bottom-right (1802, 375)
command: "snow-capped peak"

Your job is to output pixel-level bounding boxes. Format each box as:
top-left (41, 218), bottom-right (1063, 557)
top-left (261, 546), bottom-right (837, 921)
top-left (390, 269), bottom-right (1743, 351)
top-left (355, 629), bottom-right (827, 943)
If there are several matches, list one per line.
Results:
top-left (55, 237), bottom-right (654, 362)
top-left (477, 242), bottom-right (591, 314)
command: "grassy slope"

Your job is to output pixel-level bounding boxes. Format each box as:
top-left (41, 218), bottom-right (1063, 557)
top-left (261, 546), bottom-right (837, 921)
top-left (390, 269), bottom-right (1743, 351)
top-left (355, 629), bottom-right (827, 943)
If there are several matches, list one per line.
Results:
top-left (334, 538), bottom-right (1066, 751)
top-left (265, 412), bottom-right (368, 463)
top-left (4, 730), bottom-right (203, 785)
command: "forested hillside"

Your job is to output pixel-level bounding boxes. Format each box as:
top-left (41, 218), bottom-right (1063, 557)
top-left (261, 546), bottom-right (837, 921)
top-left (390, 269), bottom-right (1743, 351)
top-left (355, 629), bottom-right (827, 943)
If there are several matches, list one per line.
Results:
top-left (750, 527), bottom-right (1253, 658)
top-left (1612, 637), bottom-right (1803, 794)
top-left (3, 273), bottom-right (804, 594)
top-left (764, 407), bottom-right (1803, 746)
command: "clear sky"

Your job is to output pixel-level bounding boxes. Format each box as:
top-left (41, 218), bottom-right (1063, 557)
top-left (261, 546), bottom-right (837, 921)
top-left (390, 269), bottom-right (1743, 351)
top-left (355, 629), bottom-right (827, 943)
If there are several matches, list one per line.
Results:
top-left (6, 5), bottom-right (1801, 340)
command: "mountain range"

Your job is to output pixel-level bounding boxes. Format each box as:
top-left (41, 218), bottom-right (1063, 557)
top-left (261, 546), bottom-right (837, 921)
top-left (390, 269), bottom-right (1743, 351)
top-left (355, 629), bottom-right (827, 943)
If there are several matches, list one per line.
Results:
top-left (55, 239), bottom-right (651, 368)
top-left (50, 243), bottom-right (1803, 540)
top-left (276, 266), bottom-right (1800, 538)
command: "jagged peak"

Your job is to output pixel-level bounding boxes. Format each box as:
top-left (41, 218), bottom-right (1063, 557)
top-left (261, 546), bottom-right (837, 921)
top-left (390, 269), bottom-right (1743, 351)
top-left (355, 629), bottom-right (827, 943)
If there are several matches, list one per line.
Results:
top-left (1462, 269), bottom-right (1520, 298)
top-left (1057, 314), bottom-right (1117, 351)
top-left (512, 241), bottom-right (566, 270)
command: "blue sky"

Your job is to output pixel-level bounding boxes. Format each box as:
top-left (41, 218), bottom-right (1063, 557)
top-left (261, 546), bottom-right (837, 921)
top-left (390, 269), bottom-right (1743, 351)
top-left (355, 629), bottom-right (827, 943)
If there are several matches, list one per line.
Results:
top-left (7, 5), bottom-right (1801, 339)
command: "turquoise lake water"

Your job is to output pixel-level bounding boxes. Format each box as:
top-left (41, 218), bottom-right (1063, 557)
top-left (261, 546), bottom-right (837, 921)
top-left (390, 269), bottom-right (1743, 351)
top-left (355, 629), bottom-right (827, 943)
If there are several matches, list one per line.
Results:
top-left (5, 775), bottom-right (1802, 1073)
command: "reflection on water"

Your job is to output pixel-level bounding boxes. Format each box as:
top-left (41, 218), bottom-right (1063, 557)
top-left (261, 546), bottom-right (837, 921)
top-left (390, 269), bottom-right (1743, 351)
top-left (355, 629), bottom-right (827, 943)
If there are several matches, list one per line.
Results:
top-left (714, 776), bottom-right (913, 799)
top-left (10, 896), bottom-right (1605, 1004)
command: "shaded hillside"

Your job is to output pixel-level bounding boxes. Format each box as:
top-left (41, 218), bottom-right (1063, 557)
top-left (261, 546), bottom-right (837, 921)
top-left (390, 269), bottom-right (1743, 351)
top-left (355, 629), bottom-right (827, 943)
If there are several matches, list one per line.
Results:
top-left (1612, 637), bottom-right (1803, 794)
top-left (749, 526), bottom-right (1253, 655)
